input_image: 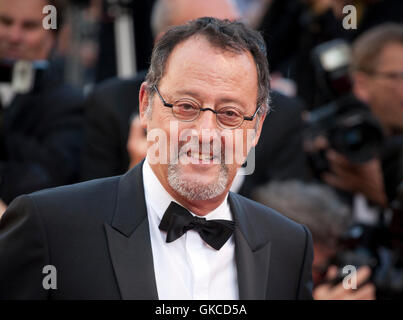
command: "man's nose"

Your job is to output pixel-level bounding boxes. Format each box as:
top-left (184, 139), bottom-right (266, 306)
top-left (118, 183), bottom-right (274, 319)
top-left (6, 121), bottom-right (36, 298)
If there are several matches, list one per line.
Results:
top-left (194, 108), bottom-right (220, 144)
top-left (8, 25), bottom-right (24, 43)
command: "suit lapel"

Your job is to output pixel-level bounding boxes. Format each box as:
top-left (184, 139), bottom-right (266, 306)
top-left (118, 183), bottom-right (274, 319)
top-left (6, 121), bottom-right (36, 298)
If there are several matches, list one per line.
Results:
top-left (229, 193), bottom-right (272, 300)
top-left (104, 161), bottom-right (158, 300)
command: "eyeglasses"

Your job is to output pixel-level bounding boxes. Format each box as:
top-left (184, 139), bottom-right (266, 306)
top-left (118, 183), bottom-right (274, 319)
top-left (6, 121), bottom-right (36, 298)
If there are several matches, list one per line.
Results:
top-left (153, 85), bottom-right (260, 129)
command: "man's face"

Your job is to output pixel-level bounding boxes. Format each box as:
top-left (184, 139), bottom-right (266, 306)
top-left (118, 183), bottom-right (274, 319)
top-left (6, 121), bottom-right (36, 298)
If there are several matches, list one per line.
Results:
top-left (140, 36), bottom-right (264, 204)
top-left (358, 43), bottom-right (403, 132)
top-left (0, 0), bottom-right (54, 60)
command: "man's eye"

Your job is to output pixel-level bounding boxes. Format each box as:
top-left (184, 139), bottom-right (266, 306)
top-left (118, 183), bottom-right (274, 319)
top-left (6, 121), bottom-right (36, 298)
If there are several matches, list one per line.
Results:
top-left (0, 16), bottom-right (13, 26)
top-left (181, 104), bottom-right (195, 110)
top-left (23, 22), bottom-right (40, 30)
top-left (177, 103), bottom-right (197, 111)
top-left (221, 109), bottom-right (239, 117)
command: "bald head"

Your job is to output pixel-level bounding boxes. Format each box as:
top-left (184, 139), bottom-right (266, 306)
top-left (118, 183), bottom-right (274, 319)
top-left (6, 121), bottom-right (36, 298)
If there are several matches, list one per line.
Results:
top-left (151, 0), bottom-right (239, 41)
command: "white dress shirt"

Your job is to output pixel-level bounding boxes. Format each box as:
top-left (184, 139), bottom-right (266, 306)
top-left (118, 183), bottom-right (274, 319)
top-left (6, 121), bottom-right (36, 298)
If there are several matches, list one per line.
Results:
top-left (142, 159), bottom-right (239, 300)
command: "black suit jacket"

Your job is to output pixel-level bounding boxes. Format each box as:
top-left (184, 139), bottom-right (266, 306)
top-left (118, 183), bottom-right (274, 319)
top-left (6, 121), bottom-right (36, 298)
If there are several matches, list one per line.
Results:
top-left (0, 65), bottom-right (84, 204)
top-left (239, 91), bottom-right (308, 198)
top-left (80, 72), bottom-right (145, 181)
top-left (0, 161), bottom-right (313, 300)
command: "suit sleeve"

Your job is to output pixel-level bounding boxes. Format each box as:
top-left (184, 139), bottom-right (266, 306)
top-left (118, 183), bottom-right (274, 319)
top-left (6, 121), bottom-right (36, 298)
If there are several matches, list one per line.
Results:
top-left (0, 195), bottom-right (49, 299)
top-left (297, 225), bottom-right (314, 300)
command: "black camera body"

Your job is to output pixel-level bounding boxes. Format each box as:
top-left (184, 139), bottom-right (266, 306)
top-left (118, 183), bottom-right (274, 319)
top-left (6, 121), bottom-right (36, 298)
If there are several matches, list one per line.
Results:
top-left (322, 183), bottom-right (403, 299)
top-left (305, 39), bottom-right (385, 176)
top-left (305, 94), bottom-right (385, 175)
top-left (330, 217), bottom-right (403, 300)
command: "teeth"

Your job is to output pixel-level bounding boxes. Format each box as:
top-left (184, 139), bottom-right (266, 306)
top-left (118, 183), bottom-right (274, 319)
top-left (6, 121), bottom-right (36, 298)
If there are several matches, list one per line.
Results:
top-left (186, 153), bottom-right (213, 160)
top-left (199, 154), bottom-right (212, 160)
top-left (183, 152), bottom-right (214, 161)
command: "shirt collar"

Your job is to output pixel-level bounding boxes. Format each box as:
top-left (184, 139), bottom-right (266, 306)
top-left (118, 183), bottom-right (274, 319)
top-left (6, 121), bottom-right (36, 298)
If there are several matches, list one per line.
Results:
top-left (142, 158), bottom-right (231, 222)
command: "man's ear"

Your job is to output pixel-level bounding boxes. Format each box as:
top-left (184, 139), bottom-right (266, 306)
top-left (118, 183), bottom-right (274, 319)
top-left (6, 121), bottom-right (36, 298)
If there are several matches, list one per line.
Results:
top-left (352, 72), bottom-right (372, 103)
top-left (252, 113), bottom-right (267, 147)
top-left (139, 82), bottom-right (151, 128)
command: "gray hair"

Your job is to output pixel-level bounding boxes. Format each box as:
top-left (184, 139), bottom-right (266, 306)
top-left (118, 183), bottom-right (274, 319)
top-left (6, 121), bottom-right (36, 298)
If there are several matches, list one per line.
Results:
top-left (145, 17), bottom-right (271, 117)
top-left (253, 180), bottom-right (351, 247)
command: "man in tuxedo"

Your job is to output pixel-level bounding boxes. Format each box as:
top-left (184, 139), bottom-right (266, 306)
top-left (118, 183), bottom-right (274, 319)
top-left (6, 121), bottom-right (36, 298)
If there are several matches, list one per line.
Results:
top-left (0, 17), bottom-right (313, 300)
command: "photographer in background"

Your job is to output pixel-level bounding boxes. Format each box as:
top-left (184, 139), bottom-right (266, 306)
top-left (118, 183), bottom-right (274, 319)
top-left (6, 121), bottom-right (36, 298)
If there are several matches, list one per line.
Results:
top-left (0, 0), bottom-right (84, 217)
top-left (302, 23), bottom-right (403, 299)
top-left (253, 180), bottom-right (375, 300)
top-left (259, 0), bottom-right (403, 109)
top-left (323, 23), bottom-right (403, 212)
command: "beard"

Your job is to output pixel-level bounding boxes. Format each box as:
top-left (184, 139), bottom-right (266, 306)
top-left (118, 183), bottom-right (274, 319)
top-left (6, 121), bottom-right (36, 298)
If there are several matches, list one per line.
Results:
top-left (167, 140), bottom-right (229, 201)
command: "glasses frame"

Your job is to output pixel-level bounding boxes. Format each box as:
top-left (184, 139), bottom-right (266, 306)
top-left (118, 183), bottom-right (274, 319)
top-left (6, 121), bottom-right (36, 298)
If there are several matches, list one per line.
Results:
top-left (152, 85), bottom-right (261, 129)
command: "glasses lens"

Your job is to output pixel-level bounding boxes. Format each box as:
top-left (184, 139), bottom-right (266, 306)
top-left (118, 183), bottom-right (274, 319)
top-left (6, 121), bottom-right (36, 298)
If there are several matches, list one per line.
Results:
top-left (217, 107), bottom-right (243, 129)
top-left (172, 99), bottom-right (200, 121)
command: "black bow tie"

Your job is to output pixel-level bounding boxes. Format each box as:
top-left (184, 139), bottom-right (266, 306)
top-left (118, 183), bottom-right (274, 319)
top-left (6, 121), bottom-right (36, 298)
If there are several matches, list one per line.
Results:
top-left (159, 202), bottom-right (236, 250)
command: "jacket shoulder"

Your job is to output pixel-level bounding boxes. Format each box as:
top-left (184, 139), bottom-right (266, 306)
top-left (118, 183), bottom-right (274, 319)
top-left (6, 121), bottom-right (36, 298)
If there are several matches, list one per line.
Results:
top-left (27, 176), bottom-right (121, 223)
top-left (230, 192), bottom-right (310, 245)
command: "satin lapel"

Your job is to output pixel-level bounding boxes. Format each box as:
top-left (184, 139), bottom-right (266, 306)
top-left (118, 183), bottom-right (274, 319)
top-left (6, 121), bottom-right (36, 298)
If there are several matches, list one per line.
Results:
top-left (229, 193), bottom-right (272, 300)
top-left (104, 160), bottom-right (158, 300)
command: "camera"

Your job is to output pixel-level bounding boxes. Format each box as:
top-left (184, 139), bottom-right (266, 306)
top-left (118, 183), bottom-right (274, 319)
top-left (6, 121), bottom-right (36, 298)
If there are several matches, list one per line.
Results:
top-left (331, 220), bottom-right (403, 299)
top-left (304, 39), bottom-right (384, 176)
top-left (320, 182), bottom-right (403, 299)
top-left (305, 94), bottom-right (384, 166)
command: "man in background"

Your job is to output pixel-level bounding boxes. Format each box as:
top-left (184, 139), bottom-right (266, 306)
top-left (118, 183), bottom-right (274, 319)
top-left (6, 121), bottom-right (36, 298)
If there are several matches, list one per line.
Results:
top-left (0, 0), bottom-right (84, 217)
top-left (324, 23), bottom-right (403, 214)
top-left (254, 180), bottom-right (376, 299)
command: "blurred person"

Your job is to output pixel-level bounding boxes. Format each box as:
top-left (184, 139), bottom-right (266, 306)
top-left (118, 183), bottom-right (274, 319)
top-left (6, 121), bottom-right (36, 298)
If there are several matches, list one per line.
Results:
top-left (351, 23), bottom-right (403, 135)
top-left (0, 17), bottom-right (313, 300)
top-left (151, 0), bottom-right (240, 41)
top-left (0, 0), bottom-right (84, 217)
top-left (81, 0), bottom-right (309, 195)
top-left (0, 0), bottom-right (60, 60)
top-left (302, 24), bottom-right (403, 299)
top-left (323, 23), bottom-right (403, 210)
top-left (253, 180), bottom-right (376, 299)
top-left (238, 91), bottom-right (308, 197)
top-left (258, 0), bottom-right (403, 109)
top-left (233, 0), bottom-right (273, 29)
